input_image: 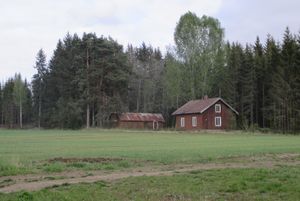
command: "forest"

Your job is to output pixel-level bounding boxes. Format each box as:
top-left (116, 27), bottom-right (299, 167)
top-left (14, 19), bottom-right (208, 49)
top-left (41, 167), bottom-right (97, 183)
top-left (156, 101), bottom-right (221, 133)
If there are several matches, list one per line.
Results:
top-left (0, 12), bottom-right (299, 132)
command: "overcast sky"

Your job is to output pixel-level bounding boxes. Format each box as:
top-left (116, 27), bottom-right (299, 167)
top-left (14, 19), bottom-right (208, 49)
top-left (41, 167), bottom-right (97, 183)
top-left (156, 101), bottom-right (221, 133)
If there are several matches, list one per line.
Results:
top-left (1, 0), bottom-right (299, 81)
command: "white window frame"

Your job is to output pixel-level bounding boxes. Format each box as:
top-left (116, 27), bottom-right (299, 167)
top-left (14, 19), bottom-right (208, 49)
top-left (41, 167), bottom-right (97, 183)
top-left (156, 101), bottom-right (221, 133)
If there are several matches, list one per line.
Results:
top-left (215, 104), bottom-right (221, 113)
top-left (192, 116), bottom-right (197, 127)
top-left (215, 117), bottom-right (222, 127)
top-left (180, 117), bottom-right (185, 127)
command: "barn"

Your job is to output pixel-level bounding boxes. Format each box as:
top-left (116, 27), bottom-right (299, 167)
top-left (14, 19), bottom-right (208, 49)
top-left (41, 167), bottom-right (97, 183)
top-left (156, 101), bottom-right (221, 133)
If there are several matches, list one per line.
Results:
top-left (172, 96), bottom-right (238, 130)
top-left (110, 113), bottom-right (165, 130)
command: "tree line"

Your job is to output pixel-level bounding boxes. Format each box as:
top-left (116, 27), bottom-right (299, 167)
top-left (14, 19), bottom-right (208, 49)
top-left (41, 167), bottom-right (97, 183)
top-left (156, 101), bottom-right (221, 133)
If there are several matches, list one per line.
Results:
top-left (0, 74), bottom-right (32, 128)
top-left (0, 12), bottom-right (299, 132)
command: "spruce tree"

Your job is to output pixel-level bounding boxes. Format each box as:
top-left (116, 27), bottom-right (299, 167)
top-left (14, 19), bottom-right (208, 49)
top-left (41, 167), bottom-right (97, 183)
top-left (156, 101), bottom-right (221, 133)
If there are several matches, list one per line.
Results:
top-left (225, 43), bottom-right (243, 113)
top-left (239, 45), bottom-right (255, 128)
top-left (23, 80), bottom-right (33, 125)
top-left (253, 37), bottom-right (265, 127)
top-left (32, 49), bottom-right (47, 128)
top-left (293, 33), bottom-right (300, 131)
top-left (264, 36), bottom-right (285, 131)
top-left (281, 28), bottom-right (298, 131)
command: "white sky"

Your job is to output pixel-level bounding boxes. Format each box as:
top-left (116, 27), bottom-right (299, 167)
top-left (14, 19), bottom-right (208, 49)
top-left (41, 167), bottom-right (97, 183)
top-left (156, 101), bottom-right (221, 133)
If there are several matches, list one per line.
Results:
top-left (0, 0), bottom-right (299, 81)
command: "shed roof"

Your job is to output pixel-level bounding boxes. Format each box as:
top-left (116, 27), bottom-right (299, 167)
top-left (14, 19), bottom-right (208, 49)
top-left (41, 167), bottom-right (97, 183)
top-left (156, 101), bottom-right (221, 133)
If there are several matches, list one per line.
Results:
top-left (172, 97), bottom-right (239, 115)
top-left (118, 113), bottom-right (165, 122)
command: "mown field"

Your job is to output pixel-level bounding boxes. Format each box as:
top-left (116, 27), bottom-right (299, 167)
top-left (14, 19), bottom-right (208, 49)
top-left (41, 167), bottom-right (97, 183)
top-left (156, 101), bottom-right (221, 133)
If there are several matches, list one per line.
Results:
top-left (0, 129), bottom-right (300, 200)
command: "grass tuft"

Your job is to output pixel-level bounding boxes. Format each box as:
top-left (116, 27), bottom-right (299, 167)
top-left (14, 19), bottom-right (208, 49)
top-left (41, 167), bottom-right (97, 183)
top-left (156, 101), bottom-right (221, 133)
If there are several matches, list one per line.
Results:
top-left (43, 163), bottom-right (64, 173)
top-left (17, 192), bottom-right (33, 201)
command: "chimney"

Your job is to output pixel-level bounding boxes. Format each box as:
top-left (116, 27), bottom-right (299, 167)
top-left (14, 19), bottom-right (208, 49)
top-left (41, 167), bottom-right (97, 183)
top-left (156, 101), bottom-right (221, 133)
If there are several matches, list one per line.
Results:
top-left (203, 95), bottom-right (208, 100)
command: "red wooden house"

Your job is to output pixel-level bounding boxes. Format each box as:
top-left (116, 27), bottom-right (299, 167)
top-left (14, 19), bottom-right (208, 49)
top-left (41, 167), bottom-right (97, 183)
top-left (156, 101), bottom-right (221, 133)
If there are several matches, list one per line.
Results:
top-left (172, 96), bottom-right (238, 130)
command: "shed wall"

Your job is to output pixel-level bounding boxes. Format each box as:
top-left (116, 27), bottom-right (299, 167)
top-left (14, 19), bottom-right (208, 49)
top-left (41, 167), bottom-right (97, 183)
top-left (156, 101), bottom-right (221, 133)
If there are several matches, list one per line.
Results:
top-left (118, 121), bottom-right (145, 129)
top-left (118, 121), bottom-right (164, 130)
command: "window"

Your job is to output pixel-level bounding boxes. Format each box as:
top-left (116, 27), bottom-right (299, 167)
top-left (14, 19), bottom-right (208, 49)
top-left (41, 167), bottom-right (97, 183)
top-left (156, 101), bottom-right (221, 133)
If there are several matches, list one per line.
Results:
top-left (192, 116), bottom-right (197, 127)
top-left (180, 117), bottom-right (185, 127)
top-left (215, 104), bottom-right (221, 113)
top-left (215, 117), bottom-right (222, 127)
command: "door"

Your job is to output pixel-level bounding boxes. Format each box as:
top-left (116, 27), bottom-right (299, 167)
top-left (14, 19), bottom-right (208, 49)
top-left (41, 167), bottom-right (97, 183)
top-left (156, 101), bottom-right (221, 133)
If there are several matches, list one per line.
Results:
top-left (152, 121), bottom-right (159, 130)
top-left (204, 115), bottom-right (208, 129)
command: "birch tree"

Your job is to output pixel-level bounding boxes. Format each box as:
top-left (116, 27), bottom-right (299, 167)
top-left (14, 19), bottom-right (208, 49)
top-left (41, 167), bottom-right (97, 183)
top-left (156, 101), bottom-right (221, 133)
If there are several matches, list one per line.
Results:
top-left (174, 12), bottom-right (224, 99)
top-left (13, 74), bottom-right (26, 128)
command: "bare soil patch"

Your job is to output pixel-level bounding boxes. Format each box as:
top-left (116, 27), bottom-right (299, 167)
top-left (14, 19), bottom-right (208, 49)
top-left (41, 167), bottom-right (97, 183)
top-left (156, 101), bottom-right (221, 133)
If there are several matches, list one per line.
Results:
top-left (48, 157), bottom-right (123, 163)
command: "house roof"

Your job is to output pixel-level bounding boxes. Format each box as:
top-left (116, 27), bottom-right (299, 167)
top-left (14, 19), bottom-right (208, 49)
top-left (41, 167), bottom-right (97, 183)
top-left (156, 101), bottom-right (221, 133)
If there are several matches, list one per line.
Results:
top-left (118, 113), bottom-right (165, 123)
top-left (171, 97), bottom-right (239, 116)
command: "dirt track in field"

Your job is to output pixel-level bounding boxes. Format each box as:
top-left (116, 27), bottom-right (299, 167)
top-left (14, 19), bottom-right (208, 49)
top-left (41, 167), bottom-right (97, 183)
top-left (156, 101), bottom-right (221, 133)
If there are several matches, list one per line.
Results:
top-left (1, 153), bottom-right (300, 193)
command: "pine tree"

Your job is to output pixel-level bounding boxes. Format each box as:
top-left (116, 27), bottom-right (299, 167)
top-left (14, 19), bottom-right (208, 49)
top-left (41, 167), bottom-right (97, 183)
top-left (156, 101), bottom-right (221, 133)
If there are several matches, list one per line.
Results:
top-left (39, 33), bottom-right (131, 128)
top-left (81, 33), bottom-right (95, 128)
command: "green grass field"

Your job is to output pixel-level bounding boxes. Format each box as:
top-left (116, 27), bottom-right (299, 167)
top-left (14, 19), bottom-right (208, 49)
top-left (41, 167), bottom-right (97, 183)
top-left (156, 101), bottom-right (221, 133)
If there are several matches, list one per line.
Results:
top-left (0, 129), bottom-right (300, 200)
top-left (0, 129), bottom-right (300, 175)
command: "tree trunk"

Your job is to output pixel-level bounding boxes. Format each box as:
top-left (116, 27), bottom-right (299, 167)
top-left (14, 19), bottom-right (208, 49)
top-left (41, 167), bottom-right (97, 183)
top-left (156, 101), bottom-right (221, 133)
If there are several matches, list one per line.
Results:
top-left (20, 99), bottom-right (22, 129)
top-left (143, 81), bottom-right (147, 112)
top-left (250, 102), bottom-right (253, 130)
top-left (136, 79), bottom-right (141, 112)
top-left (10, 104), bottom-right (13, 128)
top-left (86, 103), bottom-right (90, 129)
top-left (86, 48), bottom-right (90, 129)
top-left (1, 105), bottom-right (3, 125)
top-left (190, 63), bottom-right (195, 99)
top-left (255, 90), bottom-right (258, 126)
top-left (38, 97), bottom-right (41, 128)
top-left (202, 68), bottom-right (208, 98)
top-left (97, 77), bottom-right (103, 127)
top-left (262, 84), bottom-right (265, 128)
top-left (273, 103), bottom-right (276, 129)
top-left (92, 105), bottom-right (95, 127)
